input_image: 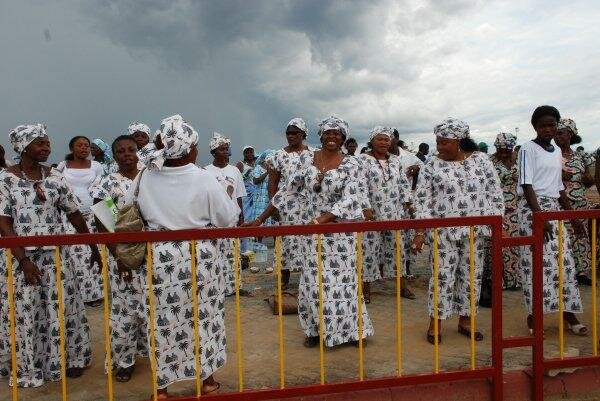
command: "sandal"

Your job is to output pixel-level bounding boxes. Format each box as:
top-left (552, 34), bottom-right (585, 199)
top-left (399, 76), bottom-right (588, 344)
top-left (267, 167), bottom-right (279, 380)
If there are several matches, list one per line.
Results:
top-left (458, 325), bottom-right (484, 341)
top-left (115, 365), bottom-right (135, 382)
top-left (66, 367), bottom-right (83, 378)
top-left (400, 287), bottom-right (416, 300)
top-left (527, 316), bottom-right (546, 338)
top-left (568, 323), bottom-right (588, 336)
top-left (303, 336), bottom-right (319, 348)
top-left (351, 339), bottom-right (367, 348)
top-left (85, 299), bottom-right (104, 308)
top-left (202, 381), bottom-right (221, 395)
top-left (426, 331), bottom-right (441, 345)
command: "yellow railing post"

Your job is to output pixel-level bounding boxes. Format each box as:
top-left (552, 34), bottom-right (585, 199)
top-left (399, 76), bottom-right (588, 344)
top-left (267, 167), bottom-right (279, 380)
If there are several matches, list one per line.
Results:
top-left (433, 229), bottom-right (440, 374)
top-left (394, 231), bottom-right (403, 377)
top-left (558, 221), bottom-right (564, 359)
top-left (6, 249), bottom-right (18, 401)
top-left (356, 232), bottom-right (364, 381)
top-left (233, 239), bottom-right (244, 391)
top-left (100, 245), bottom-right (114, 401)
top-left (146, 243), bottom-right (158, 401)
top-left (592, 219), bottom-right (598, 356)
top-left (275, 236), bottom-right (285, 389)
top-left (55, 247), bottom-right (68, 401)
top-left (190, 240), bottom-right (202, 397)
top-left (317, 234), bottom-right (325, 385)
top-left (469, 227), bottom-right (476, 370)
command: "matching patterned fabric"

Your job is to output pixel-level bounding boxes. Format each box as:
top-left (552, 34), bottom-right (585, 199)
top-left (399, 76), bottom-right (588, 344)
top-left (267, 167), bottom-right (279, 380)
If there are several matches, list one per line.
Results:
top-left (9, 124), bottom-right (47, 154)
top-left (433, 118), bottom-right (470, 140)
top-left (273, 151), bottom-right (374, 346)
top-left (318, 116), bottom-right (349, 138)
top-left (557, 118), bottom-right (578, 136)
top-left (148, 115), bottom-right (199, 171)
top-left (494, 132), bottom-right (517, 149)
top-left (127, 122), bottom-right (151, 136)
top-left (518, 197), bottom-right (583, 314)
top-left (209, 132), bottom-right (230, 151)
top-left (368, 126), bottom-right (393, 142)
top-left (287, 117), bottom-right (307, 133)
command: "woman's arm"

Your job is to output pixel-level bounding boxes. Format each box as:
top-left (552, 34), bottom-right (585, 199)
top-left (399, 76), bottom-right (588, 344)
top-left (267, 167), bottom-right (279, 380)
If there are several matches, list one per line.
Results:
top-left (0, 216), bottom-right (43, 285)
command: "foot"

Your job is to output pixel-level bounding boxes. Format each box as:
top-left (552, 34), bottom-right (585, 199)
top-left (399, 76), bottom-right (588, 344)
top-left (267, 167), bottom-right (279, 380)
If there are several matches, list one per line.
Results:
top-left (115, 365), bottom-right (135, 382)
top-left (426, 330), bottom-right (442, 345)
top-left (577, 275), bottom-right (592, 286)
top-left (202, 381), bottom-right (221, 395)
top-left (457, 325), bottom-right (484, 341)
top-left (85, 299), bottom-right (103, 307)
top-left (66, 367), bottom-right (83, 378)
top-left (303, 336), bottom-right (319, 348)
top-left (527, 315), bottom-right (545, 337)
top-left (400, 287), bottom-right (416, 300)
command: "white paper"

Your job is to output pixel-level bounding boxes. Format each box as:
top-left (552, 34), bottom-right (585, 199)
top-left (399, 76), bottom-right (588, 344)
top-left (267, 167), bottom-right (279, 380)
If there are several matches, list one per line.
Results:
top-left (91, 198), bottom-right (118, 232)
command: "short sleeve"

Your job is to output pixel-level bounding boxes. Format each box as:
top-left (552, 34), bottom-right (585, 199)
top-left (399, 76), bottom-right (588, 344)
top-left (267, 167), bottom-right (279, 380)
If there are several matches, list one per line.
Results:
top-left (265, 151), bottom-right (280, 172)
top-left (89, 175), bottom-right (111, 201)
top-left (518, 144), bottom-right (535, 186)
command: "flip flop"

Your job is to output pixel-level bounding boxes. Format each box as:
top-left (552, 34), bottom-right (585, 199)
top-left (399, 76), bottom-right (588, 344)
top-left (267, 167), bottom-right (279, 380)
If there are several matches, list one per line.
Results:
top-left (568, 323), bottom-right (588, 336)
top-left (400, 287), bottom-right (416, 300)
top-left (426, 331), bottom-right (441, 345)
top-left (303, 336), bottom-right (319, 348)
top-left (458, 325), bottom-right (484, 341)
top-left (202, 381), bottom-right (221, 395)
top-left (115, 365), bottom-right (135, 382)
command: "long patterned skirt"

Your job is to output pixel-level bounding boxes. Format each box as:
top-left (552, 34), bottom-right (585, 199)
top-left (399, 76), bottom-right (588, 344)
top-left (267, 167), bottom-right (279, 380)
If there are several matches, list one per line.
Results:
top-left (482, 207), bottom-right (521, 289)
top-left (219, 238), bottom-right (241, 296)
top-left (518, 197), bottom-right (582, 314)
top-left (568, 198), bottom-right (592, 278)
top-left (0, 249), bottom-right (91, 387)
top-left (145, 239), bottom-right (226, 389)
top-left (362, 230), bottom-right (405, 282)
top-left (279, 210), bottom-right (307, 273)
top-left (298, 233), bottom-right (374, 346)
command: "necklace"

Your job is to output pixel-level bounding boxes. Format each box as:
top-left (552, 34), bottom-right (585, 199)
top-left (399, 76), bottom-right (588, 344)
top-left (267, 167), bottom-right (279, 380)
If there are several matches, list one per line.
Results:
top-left (19, 163), bottom-right (47, 202)
top-left (376, 157), bottom-right (391, 182)
top-left (313, 151), bottom-right (342, 192)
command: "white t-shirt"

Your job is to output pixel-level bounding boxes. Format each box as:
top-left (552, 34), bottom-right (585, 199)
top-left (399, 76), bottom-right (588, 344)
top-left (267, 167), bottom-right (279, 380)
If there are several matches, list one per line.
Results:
top-left (204, 163), bottom-right (247, 200)
top-left (57, 160), bottom-right (104, 212)
top-left (130, 164), bottom-right (240, 231)
top-left (517, 140), bottom-right (564, 198)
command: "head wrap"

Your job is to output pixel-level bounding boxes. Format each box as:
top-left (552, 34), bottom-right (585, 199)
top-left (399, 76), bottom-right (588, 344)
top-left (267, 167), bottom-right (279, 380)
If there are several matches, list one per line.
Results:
top-left (433, 117), bottom-right (470, 140)
top-left (318, 116), bottom-right (349, 138)
top-left (286, 118), bottom-right (307, 133)
top-left (256, 149), bottom-right (275, 165)
top-left (494, 132), bottom-right (517, 149)
top-left (209, 132), bottom-right (231, 151)
top-left (92, 138), bottom-right (113, 162)
top-left (478, 142), bottom-right (488, 150)
top-left (9, 124), bottom-right (47, 154)
top-left (147, 114), bottom-right (198, 171)
top-left (128, 122), bottom-right (151, 136)
top-left (369, 126), bottom-right (393, 142)
top-left (242, 145), bottom-right (254, 152)
top-left (557, 118), bottom-right (578, 136)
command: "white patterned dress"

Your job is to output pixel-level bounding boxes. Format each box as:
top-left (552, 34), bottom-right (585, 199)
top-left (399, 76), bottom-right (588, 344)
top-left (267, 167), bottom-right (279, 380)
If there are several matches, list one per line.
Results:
top-left (358, 154), bottom-right (412, 282)
top-left (0, 168), bottom-right (92, 387)
top-left (266, 148), bottom-right (314, 273)
top-left (89, 172), bottom-right (148, 369)
top-left (414, 153), bottom-right (504, 319)
top-left (273, 152), bottom-right (374, 346)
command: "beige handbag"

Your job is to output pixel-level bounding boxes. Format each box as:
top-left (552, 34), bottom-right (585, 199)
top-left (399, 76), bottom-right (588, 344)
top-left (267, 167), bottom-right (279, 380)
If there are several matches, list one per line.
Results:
top-left (265, 291), bottom-right (299, 315)
top-left (115, 169), bottom-right (147, 271)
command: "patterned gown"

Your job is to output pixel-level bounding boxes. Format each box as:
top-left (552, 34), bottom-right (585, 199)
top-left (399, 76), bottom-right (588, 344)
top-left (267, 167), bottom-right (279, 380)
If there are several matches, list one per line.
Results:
top-left (562, 151), bottom-right (592, 278)
top-left (358, 154), bottom-right (412, 282)
top-left (414, 153), bottom-right (504, 319)
top-left (266, 148), bottom-right (314, 273)
top-left (273, 152), bottom-right (374, 346)
top-left (250, 164), bottom-right (272, 225)
top-left (0, 168), bottom-right (92, 387)
top-left (89, 172), bottom-right (148, 370)
top-left (485, 155), bottom-right (521, 289)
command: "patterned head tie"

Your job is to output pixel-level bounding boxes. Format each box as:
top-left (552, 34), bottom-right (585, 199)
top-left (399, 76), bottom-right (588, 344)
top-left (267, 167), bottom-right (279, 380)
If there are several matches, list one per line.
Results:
top-left (286, 117), bottom-right (307, 133)
top-left (369, 126), bottom-right (394, 142)
top-left (209, 132), bottom-right (231, 151)
top-left (92, 138), bottom-right (113, 162)
top-left (557, 118), bottom-right (578, 136)
top-left (256, 149), bottom-right (275, 164)
top-left (242, 145), bottom-right (254, 152)
top-left (494, 132), bottom-right (517, 149)
top-left (433, 117), bottom-right (470, 140)
top-left (147, 114), bottom-right (198, 170)
top-left (9, 123), bottom-right (47, 154)
top-left (318, 116), bottom-right (349, 138)
top-left (128, 122), bottom-right (151, 136)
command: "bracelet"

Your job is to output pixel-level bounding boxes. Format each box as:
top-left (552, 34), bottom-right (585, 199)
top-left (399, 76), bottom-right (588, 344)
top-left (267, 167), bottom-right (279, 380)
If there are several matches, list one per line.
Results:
top-left (18, 256), bottom-right (30, 264)
top-left (312, 219), bottom-right (320, 225)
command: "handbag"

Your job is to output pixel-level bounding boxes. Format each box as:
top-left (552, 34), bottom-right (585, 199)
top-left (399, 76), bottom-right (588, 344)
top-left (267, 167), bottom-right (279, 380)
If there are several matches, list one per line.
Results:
top-left (114, 168), bottom-right (147, 271)
top-left (265, 291), bottom-right (298, 315)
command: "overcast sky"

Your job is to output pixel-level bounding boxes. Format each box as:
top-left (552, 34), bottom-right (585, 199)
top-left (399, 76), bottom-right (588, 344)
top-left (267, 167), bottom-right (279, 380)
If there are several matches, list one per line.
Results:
top-left (1, 0), bottom-right (599, 164)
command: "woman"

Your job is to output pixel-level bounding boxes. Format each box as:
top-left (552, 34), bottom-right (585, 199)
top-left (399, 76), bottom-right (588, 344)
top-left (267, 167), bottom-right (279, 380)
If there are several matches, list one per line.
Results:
top-left (273, 116), bottom-right (374, 347)
top-left (411, 118), bottom-right (504, 344)
top-left (57, 136), bottom-right (104, 306)
top-left (359, 126), bottom-right (413, 304)
top-left (236, 146), bottom-right (255, 261)
top-left (249, 118), bottom-right (313, 289)
top-left (344, 138), bottom-right (358, 156)
top-left (0, 124), bottom-right (99, 386)
top-left (251, 149), bottom-right (275, 226)
top-left (486, 132), bottom-right (521, 290)
top-left (518, 106), bottom-right (587, 335)
top-left (89, 135), bottom-right (147, 382)
top-left (132, 114), bottom-right (239, 398)
top-left (128, 122), bottom-right (151, 150)
top-left (555, 118), bottom-right (594, 285)
top-left (91, 138), bottom-right (117, 176)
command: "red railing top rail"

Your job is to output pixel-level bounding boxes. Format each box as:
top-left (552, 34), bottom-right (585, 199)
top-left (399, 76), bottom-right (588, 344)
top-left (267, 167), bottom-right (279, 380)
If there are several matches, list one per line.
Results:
top-left (532, 209), bottom-right (600, 221)
top-left (0, 215), bottom-right (503, 248)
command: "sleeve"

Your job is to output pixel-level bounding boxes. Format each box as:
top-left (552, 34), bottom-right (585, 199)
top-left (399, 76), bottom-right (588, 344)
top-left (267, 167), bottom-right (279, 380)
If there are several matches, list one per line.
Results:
top-left (329, 160), bottom-right (365, 220)
top-left (89, 175), bottom-right (110, 201)
top-left (355, 156), bottom-right (371, 210)
top-left (272, 157), bottom-right (308, 214)
top-left (518, 144), bottom-right (535, 186)
top-left (0, 176), bottom-right (13, 217)
top-left (56, 174), bottom-right (80, 215)
top-left (205, 174), bottom-right (241, 227)
top-left (413, 161), bottom-right (434, 220)
top-left (253, 165), bottom-right (265, 179)
top-left (265, 152), bottom-right (279, 171)
top-left (397, 160), bottom-right (412, 204)
top-left (235, 169), bottom-right (247, 198)
top-left (481, 156), bottom-right (505, 216)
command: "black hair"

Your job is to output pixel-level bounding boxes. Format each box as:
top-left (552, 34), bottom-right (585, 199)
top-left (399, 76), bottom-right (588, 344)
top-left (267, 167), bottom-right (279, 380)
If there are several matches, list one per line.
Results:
top-left (418, 143), bottom-right (429, 152)
top-left (360, 146), bottom-right (370, 154)
top-left (0, 145), bottom-right (6, 169)
top-left (397, 139), bottom-right (405, 149)
top-left (531, 105), bottom-right (560, 128)
top-left (111, 135), bottom-right (138, 155)
top-left (345, 137), bottom-right (358, 146)
top-left (459, 137), bottom-right (479, 152)
top-left (65, 135), bottom-right (90, 161)
top-left (576, 146), bottom-right (585, 151)
top-left (393, 129), bottom-right (400, 139)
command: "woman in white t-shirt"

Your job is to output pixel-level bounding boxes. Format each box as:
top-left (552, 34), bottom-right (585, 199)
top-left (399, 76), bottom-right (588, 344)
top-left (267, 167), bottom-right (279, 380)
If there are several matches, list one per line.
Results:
top-left (57, 136), bottom-right (104, 306)
top-left (517, 105), bottom-right (587, 336)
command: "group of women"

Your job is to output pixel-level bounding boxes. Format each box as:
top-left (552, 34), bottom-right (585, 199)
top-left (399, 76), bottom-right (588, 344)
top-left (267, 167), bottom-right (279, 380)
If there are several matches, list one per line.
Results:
top-left (0, 105), bottom-right (595, 398)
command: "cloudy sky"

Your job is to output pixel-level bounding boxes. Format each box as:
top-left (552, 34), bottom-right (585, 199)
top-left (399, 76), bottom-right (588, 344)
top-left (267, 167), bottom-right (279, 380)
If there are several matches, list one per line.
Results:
top-left (1, 0), bottom-right (599, 164)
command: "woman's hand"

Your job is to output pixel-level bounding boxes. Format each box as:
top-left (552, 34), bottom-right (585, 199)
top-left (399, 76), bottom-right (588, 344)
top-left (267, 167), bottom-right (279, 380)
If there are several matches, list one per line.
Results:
top-left (543, 221), bottom-right (554, 241)
top-left (90, 246), bottom-right (102, 274)
top-left (20, 258), bottom-right (43, 286)
top-left (241, 219), bottom-right (262, 227)
top-left (411, 233), bottom-right (425, 254)
top-left (117, 260), bottom-right (133, 282)
top-left (363, 209), bottom-right (375, 221)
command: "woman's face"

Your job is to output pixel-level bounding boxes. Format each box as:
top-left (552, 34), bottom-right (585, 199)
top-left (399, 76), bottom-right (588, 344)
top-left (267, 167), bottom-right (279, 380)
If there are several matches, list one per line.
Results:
top-left (436, 136), bottom-right (460, 161)
top-left (132, 131), bottom-right (149, 149)
top-left (554, 128), bottom-right (571, 148)
top-left (214, 143), bottom-right (230, 160)
top-left (320, 129), bottom-right (344, 151)
top-left (495, 147), bottom-right (513, 159)
top-left (346, 141), bottom-right (358, 155)
top-left (90, 143), bottom-right (103, 158)
top-left (286, 126), bottom-right (305, 147)
top-left (113, 139), bottom-right (138, 171)
top-left (25, 136), bottom-right (52, 162)
top-left (71, 138), bottom-right (90, 160)
top-left (534, 115), bottom-right (558, 143)
top-left (371, 135), bottom-right (391, 155)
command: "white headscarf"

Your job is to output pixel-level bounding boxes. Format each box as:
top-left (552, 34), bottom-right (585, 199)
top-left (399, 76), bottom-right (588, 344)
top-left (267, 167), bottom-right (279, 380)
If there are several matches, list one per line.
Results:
top-left (369, 126), bottom-right (393, 142)
top-left (494, 132), bottom-right (517, 149)
top-left (286, 118), bottom-right (307, 133)
top-left (128, 122), bottom-right (151, 136)
top-left (9, 124), bottom-right (47, 154)
top-left (209, 132), bottom-right (231, 151)
top-left (318, 116), bottom-right (349, 138)
top-left (433, 117), bottom-right (470, 140)
top-left (147, 114), bottom-right (198, 171)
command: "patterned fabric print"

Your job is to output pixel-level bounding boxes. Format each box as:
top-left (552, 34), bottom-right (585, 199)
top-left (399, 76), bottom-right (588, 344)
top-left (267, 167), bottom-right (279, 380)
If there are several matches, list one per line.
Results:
top-left (358, 154), bottom-right (411, 282)
top-left (145, 240), bottom-right (226, 389)
top-left (89, 173), bottom-right (148, 368)
top-left (0, 248), bottom-right (10, 377)
top-left (250, 164), bottom-right (272, 224)
top-left (9, 123), bottom-right (46, 154)
top-left (0, 250), bottom-right (91, 387)
top-left (562, 152), bottom-right (592, 277)
top-left (518, 197), bottom-right (582, 314)
top-left (484, 155), bottom-right (521, 289)
top-left (428, 237), bottom-right (486, 319)
top-left (266, 148), bottom-right (314, 272)
top-left (273, 152), bottom-right (374, 346)
top-left (64, 212), bottom-right (103, 303)
top-left (241, 161), bottom-right (255, 221)
top-left (219, 238), bottom-right (240, 296)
